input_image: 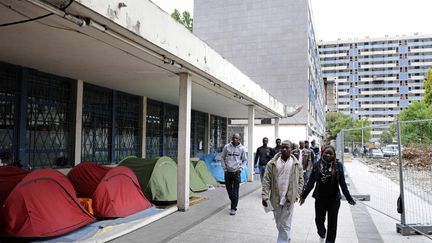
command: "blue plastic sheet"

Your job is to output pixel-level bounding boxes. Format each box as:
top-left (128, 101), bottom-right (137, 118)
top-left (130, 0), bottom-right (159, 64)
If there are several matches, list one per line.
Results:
top-left (202, 153), bottom-right (248, 183)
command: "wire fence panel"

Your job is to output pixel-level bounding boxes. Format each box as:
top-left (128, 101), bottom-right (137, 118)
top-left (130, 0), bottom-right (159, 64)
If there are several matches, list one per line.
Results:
top-left (338, 120), bottom-right (432, 237)
top-left (399, 120), bottom-right (432, 227)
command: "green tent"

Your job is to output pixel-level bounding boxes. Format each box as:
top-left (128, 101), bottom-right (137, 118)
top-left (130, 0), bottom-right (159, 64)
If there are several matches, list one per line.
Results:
top-left (189, 161), bottom-right (208, 192)
top-left (193, 160), bottom-right (218, 187)
top-left (119, 157), bottom-right (208, 203)
top-left (119, 156), bottom-right (177, 203)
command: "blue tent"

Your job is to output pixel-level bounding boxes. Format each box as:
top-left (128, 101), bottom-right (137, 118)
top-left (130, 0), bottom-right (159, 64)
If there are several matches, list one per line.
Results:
top-left (202, 153), bottom-right (248, 183)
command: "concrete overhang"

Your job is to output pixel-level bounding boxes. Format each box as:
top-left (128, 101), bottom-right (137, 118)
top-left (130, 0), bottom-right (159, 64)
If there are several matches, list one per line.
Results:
top-left (0, 0), bottom-right (298, 119)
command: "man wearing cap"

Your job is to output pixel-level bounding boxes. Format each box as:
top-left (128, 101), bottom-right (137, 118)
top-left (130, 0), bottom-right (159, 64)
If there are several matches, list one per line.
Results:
top-left (221, 133), bottom-right (248, 216)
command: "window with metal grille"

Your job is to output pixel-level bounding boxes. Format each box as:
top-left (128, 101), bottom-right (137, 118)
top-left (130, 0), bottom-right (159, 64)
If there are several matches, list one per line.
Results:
top-left (146, 99), bottom-right (163, 159)
top-left (26, 70), bottom-right (73, 168)
top-left (163, 103), bottom-right (178, 158)
top-left (0, 63), bottom-right (19, 166)
top-left (82, 84), bottom-right (112, 163)
top-left (210, 115), bottom-right (227, 153)
top-left (115, 92), bottom-right (140, 161)
top-left (191, 110), bottom-right (208, 157)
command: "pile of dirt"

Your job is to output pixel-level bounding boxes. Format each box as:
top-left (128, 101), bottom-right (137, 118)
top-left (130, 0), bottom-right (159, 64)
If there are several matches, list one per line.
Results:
top-left (400, 146), bottom-right (432, 168)
top-left (364, 145), bottom-right (431, 170)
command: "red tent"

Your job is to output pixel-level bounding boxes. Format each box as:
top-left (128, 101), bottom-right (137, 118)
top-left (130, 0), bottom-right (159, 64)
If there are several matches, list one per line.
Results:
top-left (0, 168), bottom-right (95, 237)
top-left (68, 163), bottom-right (152, 218)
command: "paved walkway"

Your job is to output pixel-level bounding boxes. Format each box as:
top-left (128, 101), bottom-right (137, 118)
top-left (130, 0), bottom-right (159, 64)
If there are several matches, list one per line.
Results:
top-left (110, 159), bottom-right (432, 243)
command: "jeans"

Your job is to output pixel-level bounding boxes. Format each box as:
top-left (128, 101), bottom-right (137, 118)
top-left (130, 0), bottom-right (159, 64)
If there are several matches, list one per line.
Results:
top-left (224, 171), bottom-right (241, 210)
top-left (304, 170), bottom-right (312, 187)
top-left (315, 198), bottom-right (341, 243)
top-left (273, 204), bottom-right (295, 243)
top-left (259, 165), bottom-right (266, 182)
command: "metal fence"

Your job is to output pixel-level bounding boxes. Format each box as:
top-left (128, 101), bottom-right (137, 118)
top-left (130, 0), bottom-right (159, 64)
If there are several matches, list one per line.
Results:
top-left (337, 119), bottom-right (432, 238)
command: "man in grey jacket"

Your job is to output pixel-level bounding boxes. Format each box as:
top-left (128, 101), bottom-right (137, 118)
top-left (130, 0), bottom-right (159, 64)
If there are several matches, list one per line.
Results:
top-left (262, 140), bottom-right (304, 243)
top-left (221, 133), bottom-right (248, 215)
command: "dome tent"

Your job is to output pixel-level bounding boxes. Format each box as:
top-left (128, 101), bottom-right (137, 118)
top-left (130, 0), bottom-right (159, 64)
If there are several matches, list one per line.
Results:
top-left (193, 160), bottom-right (218, 187)
top-left (119, 156), bottom-right (208, 204)
top-left (189, 161), bottom-right (208, 192)
top-left (0, 167), bottom-right (95, 237)
top-left (68, 163), bottom-right (152, 218)
top-left (119, 156), bottom-right (178, 203)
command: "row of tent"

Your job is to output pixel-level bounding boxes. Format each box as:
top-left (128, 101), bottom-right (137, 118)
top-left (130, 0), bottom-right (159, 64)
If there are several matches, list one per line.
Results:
top-left (0, 156), bottom-right (221, 238)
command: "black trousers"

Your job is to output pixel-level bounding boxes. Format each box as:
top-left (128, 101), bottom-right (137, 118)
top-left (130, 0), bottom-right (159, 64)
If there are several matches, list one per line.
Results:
top-left (315, 198), bottom-right (341, 243)
top-left (225, 171), bottom-right (241, 210)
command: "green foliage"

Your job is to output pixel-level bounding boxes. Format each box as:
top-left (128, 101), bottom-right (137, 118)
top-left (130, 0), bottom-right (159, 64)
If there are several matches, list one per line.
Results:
top-left (347, 118), bottom-right (371, 143)
top-left (424, 68), bottom-right (432, 106)
top-left (171, 9), bottom-right (193, 31)
top-left (325, 112), bottom-right (372, 144)
top-left (379, 131), bottom-right (393, 144)
top-left (396, 100), bottom-right (432, 144)
top-left (325, 112), bottom-right (352, 140)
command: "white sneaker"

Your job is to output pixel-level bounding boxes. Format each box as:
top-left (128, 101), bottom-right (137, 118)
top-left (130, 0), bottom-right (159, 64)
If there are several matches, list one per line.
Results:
top-left (229, 209), bottom-right (236, 215)
top-left (319, 236), bottom-right (325, 243)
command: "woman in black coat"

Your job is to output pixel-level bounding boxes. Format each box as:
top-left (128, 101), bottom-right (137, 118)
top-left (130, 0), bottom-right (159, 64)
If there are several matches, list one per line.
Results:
top-left (299, 145), bottom-right (356, 243)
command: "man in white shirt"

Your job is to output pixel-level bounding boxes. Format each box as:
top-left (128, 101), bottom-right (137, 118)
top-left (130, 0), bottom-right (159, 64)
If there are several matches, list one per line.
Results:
top-left (262, 140), bottom-right (304, 243)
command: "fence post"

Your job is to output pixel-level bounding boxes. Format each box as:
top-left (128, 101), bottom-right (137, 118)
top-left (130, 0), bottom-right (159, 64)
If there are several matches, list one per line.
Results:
top-left (341, 130), bottom-right (345, 164)
top-left (396, 121), bottom-right (406, 225)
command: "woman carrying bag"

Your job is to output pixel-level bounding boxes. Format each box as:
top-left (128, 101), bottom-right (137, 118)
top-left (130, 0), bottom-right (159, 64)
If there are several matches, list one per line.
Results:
top-left (299, 145), bottom-right (356, 243)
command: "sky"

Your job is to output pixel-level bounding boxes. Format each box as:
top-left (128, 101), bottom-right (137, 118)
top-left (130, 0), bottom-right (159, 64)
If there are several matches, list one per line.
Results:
top-left (150, 0), bottom-right (432, 41)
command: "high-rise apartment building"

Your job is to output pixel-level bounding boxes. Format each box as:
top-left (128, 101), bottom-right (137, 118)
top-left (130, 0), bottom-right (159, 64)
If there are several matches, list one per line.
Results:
top-left (319, 34), bottom-right (432, 140)
top-left (194, 0), bottom-right (325, 144)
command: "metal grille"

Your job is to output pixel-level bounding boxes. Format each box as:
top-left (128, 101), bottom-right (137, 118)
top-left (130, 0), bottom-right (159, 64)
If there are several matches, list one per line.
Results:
top-left (146, 99), bottom-right (162, 159)
top-left (191, 110), bottom-right (207, 157)
top-left (82, 84), bottom-right (112, 163)
top-left (26, 70), bottom-right (73, 168)
top-left (115, 92), bottom-right (140, 161)
top-left (210, 115), bottom-right (227, 153)
top-left (163, 103), bottom-right (178, 158)
top-left (0, 63), bottom-right (19, 166)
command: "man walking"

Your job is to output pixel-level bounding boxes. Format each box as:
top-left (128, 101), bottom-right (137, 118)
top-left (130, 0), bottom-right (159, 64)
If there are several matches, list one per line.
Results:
top-left (305, 140), bottom-right (315, 164)
top-left (221, 133), bottom-right (248, 216)
top-left (274, 138), bottom-right (282, 154)
top-left (292, 141), bottom-right (313, 186)
top-left (262, 140), bottom-right (304, 243)
top-left (255, 137), bottom-right (274, 182)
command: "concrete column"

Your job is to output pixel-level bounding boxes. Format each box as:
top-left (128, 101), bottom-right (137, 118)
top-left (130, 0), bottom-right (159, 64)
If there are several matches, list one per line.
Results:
top-left (141, 96), bottom-right (147, 158)
top-left (274, 117), bottom-right (280, 140)
top-left (74, 80), bottom-right (83, 166)
top-left (177, 73), bottom-right (191, 211)
top-left (247, 105), bottom-right (255, 182)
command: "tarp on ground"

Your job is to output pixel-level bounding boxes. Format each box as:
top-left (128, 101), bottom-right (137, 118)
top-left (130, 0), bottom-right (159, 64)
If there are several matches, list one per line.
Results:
top-left (119, 156), bottom-right (178, 203)
top-left (189, 161), bottom-right (208, 192)
top-left (68, 163), bottom-right (152, 218)
top-left (0, 168), bottom-right (95, 237)
top-left (202, 153), bottom-right (249, 183)
top-left (193, 160), bottom-right (218, 187)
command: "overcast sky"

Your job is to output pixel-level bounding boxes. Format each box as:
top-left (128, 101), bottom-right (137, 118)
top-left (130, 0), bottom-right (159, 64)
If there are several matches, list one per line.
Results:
top-left (150, 0), bottom-right (432, 41)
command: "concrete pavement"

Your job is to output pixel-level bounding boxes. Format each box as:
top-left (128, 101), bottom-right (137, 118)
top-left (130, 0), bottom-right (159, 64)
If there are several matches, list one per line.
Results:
top-left (110, 159), bottom-right (432, 243)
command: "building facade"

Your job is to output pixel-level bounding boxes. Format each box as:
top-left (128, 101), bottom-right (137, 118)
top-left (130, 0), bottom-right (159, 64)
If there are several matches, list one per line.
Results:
top-left (319, 34), bottom-right (432, 140)
top-left (194, 0), bottom-right (325, 146)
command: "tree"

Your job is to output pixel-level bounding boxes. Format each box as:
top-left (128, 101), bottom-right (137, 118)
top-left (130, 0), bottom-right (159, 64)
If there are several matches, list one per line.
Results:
top-left (424, 68), bottom-right (432, 106)
top-left (171, 9), bottom-right (193, 31)
top-left (325, 112), bottom-right (352, 140)
top-left (379, 131), bottom-right (393, 144)
top-left (347, 118), bottom-right (371, 144)
top-left (396, 100), bottom-right (432, 144)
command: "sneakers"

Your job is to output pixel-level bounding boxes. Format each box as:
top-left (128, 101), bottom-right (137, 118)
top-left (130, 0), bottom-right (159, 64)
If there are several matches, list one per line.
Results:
top-left (229, 209), bottom-right (236, 215)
